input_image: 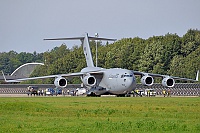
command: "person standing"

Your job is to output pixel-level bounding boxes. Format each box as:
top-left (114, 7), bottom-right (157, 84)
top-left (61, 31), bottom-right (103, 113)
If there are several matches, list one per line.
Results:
top-left (167, 90), bottom-right (171, 97)
top-left (163, 90), bottom-right (166, 97)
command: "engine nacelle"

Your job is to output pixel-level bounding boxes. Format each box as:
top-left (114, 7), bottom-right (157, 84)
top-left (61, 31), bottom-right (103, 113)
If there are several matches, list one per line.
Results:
top-left (54, 77), bottom-right (67, 88)
top-left (162, 77), bottom-right (175, 87)
top-left (141, 75), bottom-right (154, 86)
top-left (82, 75), bottom-right (96, 87)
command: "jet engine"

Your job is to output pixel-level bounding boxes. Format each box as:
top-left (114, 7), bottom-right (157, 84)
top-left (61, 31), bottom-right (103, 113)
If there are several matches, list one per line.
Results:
top-left (82, 75), bottom-right (96, 87)
top-left (141, 75), bottom-right (154, 86)
top-left (54, 77), bottom-right (67, 88)
top-left (162, 77), bottom-right (175, 87)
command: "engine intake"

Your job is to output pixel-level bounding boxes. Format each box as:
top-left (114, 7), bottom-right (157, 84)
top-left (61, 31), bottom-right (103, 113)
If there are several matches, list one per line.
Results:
top-left (82, 75), bottom-right (96, 87)
top-left (54, 77), bottom-right (67, 88)
top-left (162, 77), bottom-right (175, 87)
top-left (141, 75), bottom-right (154, 86)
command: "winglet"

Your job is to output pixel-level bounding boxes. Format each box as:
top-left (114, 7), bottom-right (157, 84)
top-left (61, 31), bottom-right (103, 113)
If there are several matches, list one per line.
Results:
top-left (1, 71), bottom-right (7, 82)
top-left (196, 70), bottom-right (199, 81)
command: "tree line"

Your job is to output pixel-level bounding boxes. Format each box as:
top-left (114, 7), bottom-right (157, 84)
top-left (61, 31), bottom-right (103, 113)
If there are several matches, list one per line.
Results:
top-left (1, 29), bottom-right (199, 84)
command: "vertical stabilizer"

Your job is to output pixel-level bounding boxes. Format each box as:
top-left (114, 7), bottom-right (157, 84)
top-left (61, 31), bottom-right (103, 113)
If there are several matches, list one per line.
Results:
top-left (44, 33), bottom-right (116, 67)
top-left (82, 33), bottom-right (94, 67)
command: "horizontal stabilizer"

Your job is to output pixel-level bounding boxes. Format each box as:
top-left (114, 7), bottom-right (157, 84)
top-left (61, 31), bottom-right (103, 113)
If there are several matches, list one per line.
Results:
top-left (44, 37), bottom-right (84, 40)
top-left (44, 35), bottom-right (116, 41)
top-left (88, 37), bottom-right (116, 41)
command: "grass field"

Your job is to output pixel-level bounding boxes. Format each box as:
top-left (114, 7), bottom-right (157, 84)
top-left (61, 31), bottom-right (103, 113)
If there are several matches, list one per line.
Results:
top-left (0, 97), bottom-right (199, 133)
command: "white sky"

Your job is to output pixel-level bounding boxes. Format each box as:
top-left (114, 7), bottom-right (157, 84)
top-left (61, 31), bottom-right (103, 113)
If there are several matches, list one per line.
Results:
top-left (0, 0), bottom-right (200, 53)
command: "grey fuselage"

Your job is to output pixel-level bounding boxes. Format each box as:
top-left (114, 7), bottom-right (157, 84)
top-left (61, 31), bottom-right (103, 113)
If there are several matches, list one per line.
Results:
top-left (81, 67), bottom-right (136, 95)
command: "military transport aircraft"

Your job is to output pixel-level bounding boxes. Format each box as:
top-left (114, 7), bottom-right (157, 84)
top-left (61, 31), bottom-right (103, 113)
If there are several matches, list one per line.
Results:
top-left (2, 33), bottom-right (199, 96)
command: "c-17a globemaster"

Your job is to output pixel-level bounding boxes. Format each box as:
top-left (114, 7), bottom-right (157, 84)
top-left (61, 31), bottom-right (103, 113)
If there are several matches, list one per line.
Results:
top-left (2, 33), bottom-right (199, 96)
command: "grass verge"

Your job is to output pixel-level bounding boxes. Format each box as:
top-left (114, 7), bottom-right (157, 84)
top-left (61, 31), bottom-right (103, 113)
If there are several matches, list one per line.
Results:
top-left (0, 97), bottom-right (199, 132)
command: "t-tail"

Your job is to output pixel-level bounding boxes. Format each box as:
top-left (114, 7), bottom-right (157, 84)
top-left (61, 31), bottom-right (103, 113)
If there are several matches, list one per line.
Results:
top-left (82, 33), bottom-right (94, 67)
top-left (44, 33), bottom-right (116, 67)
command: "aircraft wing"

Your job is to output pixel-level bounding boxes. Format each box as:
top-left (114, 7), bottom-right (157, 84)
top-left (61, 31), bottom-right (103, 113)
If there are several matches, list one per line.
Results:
top-left (2, 70), bottom-right (104, 83)
top-left (133, 70), bottom-right (199, 82)
top-left (1, 71), bottom-right (84, 83)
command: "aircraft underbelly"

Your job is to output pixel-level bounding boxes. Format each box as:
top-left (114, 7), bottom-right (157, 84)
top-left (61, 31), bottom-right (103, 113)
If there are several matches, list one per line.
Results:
top-left (100, 77), bottom-right (135, 94)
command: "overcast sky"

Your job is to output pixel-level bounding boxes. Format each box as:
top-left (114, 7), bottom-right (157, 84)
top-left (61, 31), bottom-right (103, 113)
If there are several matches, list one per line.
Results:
top-left (0, 0), bottom-right (200, 53)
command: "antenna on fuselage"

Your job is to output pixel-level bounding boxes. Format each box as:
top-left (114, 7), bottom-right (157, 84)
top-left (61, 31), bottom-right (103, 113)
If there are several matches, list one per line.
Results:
top-left (95, 33), bottom-right (99, 67)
